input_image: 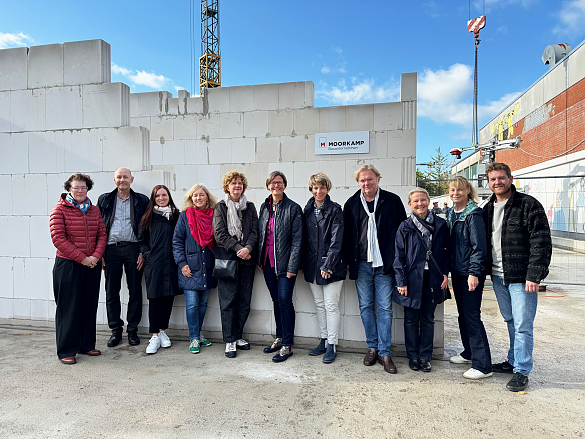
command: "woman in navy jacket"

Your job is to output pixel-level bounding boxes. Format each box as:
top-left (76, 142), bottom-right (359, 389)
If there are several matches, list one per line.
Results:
top-left (302, 173), bottom-right (346, 364)
top-left (172, 184), bottom-right (218, 355)
top-left (447, 176), bottom-right (492, 380)
top-left (394, 188), bottom-right (449, 372)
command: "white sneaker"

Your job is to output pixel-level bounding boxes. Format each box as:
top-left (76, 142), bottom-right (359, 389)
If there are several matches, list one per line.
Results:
top-left (235, 339), bottom-right (250, 350)
top-left (158, 331), bottom-right (171, 348)
top-left (463, 368), bottom-right (493, 380)
top-left (450, 354), bottom-right (472, 364)
top-left (146, 336), bottom-right (161, 354)
top-left (225, 342), bottom-right (237, 358)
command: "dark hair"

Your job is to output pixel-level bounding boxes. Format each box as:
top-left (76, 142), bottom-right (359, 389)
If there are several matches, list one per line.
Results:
top-left (139, 185), bottom-right (179, 231)
top-left (486, 162), bottom-right (512, 178)
top-left (265, 171), bottom-right (287, 189)
top-left (64, 173), bottom-right (94, 192)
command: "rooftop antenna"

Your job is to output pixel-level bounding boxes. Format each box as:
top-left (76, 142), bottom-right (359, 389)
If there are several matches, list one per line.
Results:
top-left (199, 0), bottom-right (221, 95)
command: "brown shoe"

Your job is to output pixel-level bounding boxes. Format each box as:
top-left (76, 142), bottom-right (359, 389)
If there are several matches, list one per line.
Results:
top-left (80, 349), bottom-right (101, 356)
top-left (363, 349), bottom-right (378, 366)
top-left (379, 354), bottom-right (397, 374)
top-left (60, 356), bottom-right (77, 365)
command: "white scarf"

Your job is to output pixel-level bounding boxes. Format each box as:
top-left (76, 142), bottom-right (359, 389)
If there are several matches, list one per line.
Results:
top-left (360, 188), bottom-right (383, 268)
top-left (225, 193), bottom-right (247, 241)
top-left (154, 205), bottom-right (174, 220)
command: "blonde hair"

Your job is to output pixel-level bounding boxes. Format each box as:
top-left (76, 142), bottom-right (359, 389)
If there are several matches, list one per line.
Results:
top-left (353, 164), bottom-right (381, 182)
top-left (222, 171), bottom-right (248, 194)
top-left (308, 172), bottom-right (332, 191)
top-left (449, 176), bottom-right (478, 203)
top-left (183, 184), bottom-right (217, 210)
top-left (407, 187), bottom-right (430, 203)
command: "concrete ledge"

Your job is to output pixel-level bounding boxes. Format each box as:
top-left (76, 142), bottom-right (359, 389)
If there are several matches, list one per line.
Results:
top-left (553, 236), bottom-right (585, 253)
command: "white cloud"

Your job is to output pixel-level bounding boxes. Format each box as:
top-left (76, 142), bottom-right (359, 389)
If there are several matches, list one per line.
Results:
top-left (553, 0), bottom-right (585, 36)
top-left (0, 32), bottom-right (33, 49)
top-left (332, 47), bottom-right (343, 54)
top-left (317, 78), bottom-right (400, 105)
top-left (174, 85), bottom-right (186, 91)
top-left (321, 65), bottom-right (331, 74)
top-left (128, 71), bottom-right (169, 89)
top-left (111, 63), bottom-right (131, 76)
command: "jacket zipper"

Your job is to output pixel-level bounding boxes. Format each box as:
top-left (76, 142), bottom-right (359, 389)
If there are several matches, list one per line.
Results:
top-left (272, 202), bottom-right (278, 275)
top-left (84, 210), bottom-right (90, 256)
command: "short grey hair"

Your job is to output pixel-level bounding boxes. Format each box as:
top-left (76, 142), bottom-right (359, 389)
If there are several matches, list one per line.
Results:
top-left (407, 187), bottom-right (430, 203)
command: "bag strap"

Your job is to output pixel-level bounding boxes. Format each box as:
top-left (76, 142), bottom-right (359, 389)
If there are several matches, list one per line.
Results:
top-left (413, 227), bottom-right (443, 275)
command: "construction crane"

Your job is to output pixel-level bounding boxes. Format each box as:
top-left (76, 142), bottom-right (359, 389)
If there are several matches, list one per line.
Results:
top-left (450, 14), bottom-right (521, 167)
top-left (199, 0), bottom-right (220, 95)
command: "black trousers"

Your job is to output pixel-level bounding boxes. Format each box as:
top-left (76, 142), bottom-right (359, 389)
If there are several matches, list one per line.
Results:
top-left (53, 257), bottom-right (102, 359)
top-left (148, 296), bottom-right (175, 333)
top-left (218, 263), bottom-right (255, 343)
top-left (452, 273), bottom-right (492, 374)
top-left (104, 243), bottom-right (143, 334)
top-left (403, 271), bottom-right (437, 362)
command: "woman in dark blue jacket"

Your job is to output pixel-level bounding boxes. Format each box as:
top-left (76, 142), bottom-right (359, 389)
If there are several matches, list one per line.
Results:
top-left (258, 171), bottom-right (303, 363)
top-left (172, 184), bottom-right (218, 355)
top-left (447, 176), bottom-right (492, 380)
top-left (302, 173), bottom-right (346, 364)
top-left (394, 188), bottom-right (449, 372)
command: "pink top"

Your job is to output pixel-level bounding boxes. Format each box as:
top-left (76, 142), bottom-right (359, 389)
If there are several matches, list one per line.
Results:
top-left (263, 215), bottom-right (275, 268)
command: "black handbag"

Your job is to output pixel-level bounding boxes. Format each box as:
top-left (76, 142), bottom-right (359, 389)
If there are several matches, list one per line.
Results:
top-left (213, 259), bottom-right (238, 280)
top-left (414, 229), bottom-right (452, 302)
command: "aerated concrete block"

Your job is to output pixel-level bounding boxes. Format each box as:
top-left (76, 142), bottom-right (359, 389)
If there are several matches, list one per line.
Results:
top-left (231, 137), bottom-right (255, 163)
top-left (268, 110), bottom-right (293, 137)
top-left (30, 216), bottom-right (54, 258)
top-left (388, 130), bottom-right (416, 158)
top-left (173, 114), bottom-right (198, 140)
top-left (10, 89), bottom-right (46, 132)
top-left (161, 140), bottom-right (185, 165)
top-left (294, 312), bottom-right (320, 338)
top-left (167, 97), bottom-right (179, 116)
top-left (14, 258), bottom-right (50, 300)
top-left (63, 40), bottom-right (111, 86)
top-left (196, 114), bottom-right (220, 138)
top-left (29, 131), bottom-right (65, 174)
top-left (319, 106), bottom-right (345, 133)
top-left (242, 162), bottom-right (269, 188)
top-left (242, 309), bottom-right (273, 336)
top-left (102, 126), bottom-right (149, 172)
top-left (0, 132), bottom-right (29, 174)
top-left (208, 138), bottom-right (232, 164)
top-left (0, 91), bottom-right (11, 132)
top-left (293, 281), bottom-right (316, 313)
top-left (45, 86), bottom-right (83, 130)
top-left (12, 174), bottom-right (47, 216)
top-left (293, 107), bottom-right (320, 135)
top-left (281, 136), bottom-right (306, 162)
top-left (151, 116), bottom-right (173, 141)
top-left (28, 44), bottom-right (64, 89)
top-left (0, 47), bottom-right (28, 91)
top-left (373, 102), bottom-right (403, 131)
top-left (268, 162), bottom-right (293, 182)
top-left (149, 141), bottom-right (163, 166)
top-left (219, 112), bottom-right (243, 138)
top-left (13, 298), bottom-right (31, 320)
top-left (196, 164), bottom-right (220, 189)
top-left (243, 111), bottom-right (269, 138)
top-left (82, 83), bottom-right (130, 128)
top-left (130, 91), bottom-right (171, 118)
top-left (0, 298), bottom-right (14, 318)
top-left (0, 175), bottom-right (12, 215)
top-left (0, 216), bottom-right (30, 257)
top-left (186, 97), bottom-right (203, 114)
top-left (358, 131), bottom-right (388, 160)
top-left (184, 139), bottom-right (209, 165)
top-left (62, 129), bottom-right (103, 173)
top-left (229, 85), bottom-right (254, 112)
top-left (368, 159), bottom-right (402, 185)
top-left (130, 117), bottom-right (151, 131)
top-left (279, 82), bottom-right (311, 110)
top-left (253, 84), bottom-right (279, 111)
top-left (293, 160), bottom-right (319, 188)
top-left (0, 257), bottom-right (14, 298)
top-left (206, 87), bottom-right (230, 113)
top-left (345, 104), bottom-right (374, 131)
top-left (319, 160), bottom-right (347, 188)
top-left (342, 315), bottom-right (366, 342)
top-left (400, 72), bottom-right (417, 101)
top-left (254, 137), bottom-right (280, 163)
top-left (31, 299), bottom-right (49, 320)
top-left (174, 165), bottom-right (199, 191)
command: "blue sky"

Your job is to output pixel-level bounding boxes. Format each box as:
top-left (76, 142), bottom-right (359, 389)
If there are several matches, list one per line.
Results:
top-left (2, 0), bottom-right (585, 166)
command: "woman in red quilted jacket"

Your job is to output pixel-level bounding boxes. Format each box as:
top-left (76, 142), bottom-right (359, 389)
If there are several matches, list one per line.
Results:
top-left (50, 173), bottom-right (107, 365)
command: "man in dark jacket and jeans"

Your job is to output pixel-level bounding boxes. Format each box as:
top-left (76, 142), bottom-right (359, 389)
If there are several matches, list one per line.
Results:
top-left (484, 162), bottom-right (552, 392)
top-left (343, 165), bottom-right (406, 373)
top-left (98, 167), bottom-right (149, 347)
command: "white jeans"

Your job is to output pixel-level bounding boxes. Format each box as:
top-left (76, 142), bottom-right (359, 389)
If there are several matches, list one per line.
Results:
top-left (309, 280), bottom-right (343, 345)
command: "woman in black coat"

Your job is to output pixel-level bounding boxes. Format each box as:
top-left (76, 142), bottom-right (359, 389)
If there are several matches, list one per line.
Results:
top-left (213, 171), bottom-right (259, 358)
top-left (138, 185), bottom-right (180, 355)
top-left (394, 188), bottom-right (449, 372)
top-left (302, 172), bottom-right (346, 364)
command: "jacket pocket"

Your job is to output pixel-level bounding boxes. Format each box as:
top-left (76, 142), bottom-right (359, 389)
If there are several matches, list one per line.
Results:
top-left (187, 252), bottom-right (201, 271)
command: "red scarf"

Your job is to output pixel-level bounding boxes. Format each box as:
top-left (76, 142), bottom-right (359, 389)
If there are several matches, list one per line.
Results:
top-left (186, 207), bottom-right (215, 250)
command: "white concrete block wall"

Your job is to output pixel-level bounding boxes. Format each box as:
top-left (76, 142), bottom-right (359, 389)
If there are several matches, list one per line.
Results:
top-left (0, 47), bottom-right (28, 91)
top-left (63, 40), bottom-right (111, 86)
top-left (28, 44), bottom-right (64, 89)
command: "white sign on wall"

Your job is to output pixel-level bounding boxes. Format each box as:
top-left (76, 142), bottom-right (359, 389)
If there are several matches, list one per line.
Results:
top-left (315, 131), bottom-right (370, 155)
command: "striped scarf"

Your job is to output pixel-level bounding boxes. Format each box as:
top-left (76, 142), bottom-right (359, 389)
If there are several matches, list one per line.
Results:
top-left (66, 193), bottom-right (91, 214)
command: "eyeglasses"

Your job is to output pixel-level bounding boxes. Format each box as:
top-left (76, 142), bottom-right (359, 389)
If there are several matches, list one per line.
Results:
top-left (71, 187), bottom-right (88, 191)
top-left (270, 181), bottom-right (285, 187)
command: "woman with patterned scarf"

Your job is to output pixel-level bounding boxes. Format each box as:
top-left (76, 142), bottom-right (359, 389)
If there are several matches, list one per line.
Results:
top-left (394, 188), bottom-right (450, 373)
top-left (447, 176), bottom-right (493, 380)
top-left (172, 184), bottom-right (218, 354)
top-left (213, 171), bottom-right (259, 358)
top-left (50, 173), bottom-right (107, 365)
top-left (138, 185), bottom-right (181, 355)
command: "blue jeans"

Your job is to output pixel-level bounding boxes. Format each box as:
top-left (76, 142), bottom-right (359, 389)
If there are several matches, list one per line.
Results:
top-left (355, 261), bottom-right (395, 356)
top-left (491, 275), bottom-right (538, 376)
top-left (263, 263), bottom-right (296, 346)
top-left (184, 289), bottom-right (210, 340)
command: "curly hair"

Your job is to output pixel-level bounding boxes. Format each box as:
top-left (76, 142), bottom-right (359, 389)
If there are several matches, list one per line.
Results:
top-left (222, 171), bottom-right (248, 194)
top-left (183, 184), bottom-right (217, 210)
top-left (64, 173), bottom-right (94, 192)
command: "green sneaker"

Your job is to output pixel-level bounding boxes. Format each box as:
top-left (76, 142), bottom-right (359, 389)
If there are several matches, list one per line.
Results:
top-left (189, 338), bottom-right (200, 354)
top-left (199, 336), bottom-right (212, 347)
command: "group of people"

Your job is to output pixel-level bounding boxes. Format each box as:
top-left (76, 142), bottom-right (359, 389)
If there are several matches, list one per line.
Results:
top-left (49, 162), bottom-right (551, 392)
